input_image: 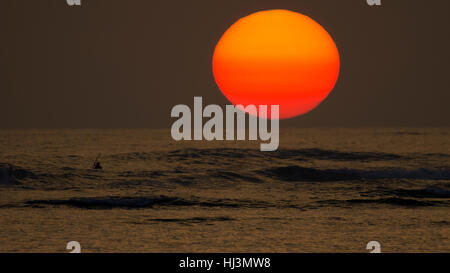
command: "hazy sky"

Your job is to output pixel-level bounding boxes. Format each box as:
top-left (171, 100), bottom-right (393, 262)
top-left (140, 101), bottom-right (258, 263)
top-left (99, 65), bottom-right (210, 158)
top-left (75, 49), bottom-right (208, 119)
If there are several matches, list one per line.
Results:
top-left (1, 0), bottom-right (449, 128)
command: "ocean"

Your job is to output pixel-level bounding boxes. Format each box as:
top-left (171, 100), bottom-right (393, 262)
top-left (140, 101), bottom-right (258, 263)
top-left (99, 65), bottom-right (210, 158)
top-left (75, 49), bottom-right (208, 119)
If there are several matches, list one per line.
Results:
top-left (0, 128), bottom-right (449, 252)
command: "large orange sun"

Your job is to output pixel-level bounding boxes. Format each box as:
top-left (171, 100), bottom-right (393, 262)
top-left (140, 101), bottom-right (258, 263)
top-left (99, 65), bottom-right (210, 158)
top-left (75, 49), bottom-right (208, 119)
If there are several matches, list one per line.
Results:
top-left (213, 9), bottom-right (340, 119)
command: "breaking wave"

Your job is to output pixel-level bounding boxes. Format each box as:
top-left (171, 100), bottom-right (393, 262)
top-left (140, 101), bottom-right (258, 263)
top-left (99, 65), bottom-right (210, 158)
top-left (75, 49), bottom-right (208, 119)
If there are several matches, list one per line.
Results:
top-left (0, 163), bottom-right (36, 185)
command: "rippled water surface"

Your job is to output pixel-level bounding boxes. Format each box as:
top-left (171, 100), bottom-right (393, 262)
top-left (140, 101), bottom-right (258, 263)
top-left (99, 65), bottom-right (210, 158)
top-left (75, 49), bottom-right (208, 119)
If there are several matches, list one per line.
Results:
top-left (0, 129), bottom-right (449, 252)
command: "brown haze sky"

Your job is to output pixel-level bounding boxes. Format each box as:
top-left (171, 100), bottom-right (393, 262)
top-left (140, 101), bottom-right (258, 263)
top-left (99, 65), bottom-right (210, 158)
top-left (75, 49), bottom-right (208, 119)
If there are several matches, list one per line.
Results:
top-left (1, 0), bottom-right (449, 128)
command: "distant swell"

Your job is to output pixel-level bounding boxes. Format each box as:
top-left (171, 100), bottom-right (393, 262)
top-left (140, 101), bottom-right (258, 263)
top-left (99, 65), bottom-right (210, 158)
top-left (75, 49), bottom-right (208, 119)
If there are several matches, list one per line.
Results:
top-left (346, 197), bottom-right (441, 207)
top-left (318, 197), bottom-right (447, 207)
top-left (391, 188), bottom-right (450, 199)
top-left (261, 166), bottom-right (450, 182)
top-left (168, 148), bottom-right (403, 162)
top-left (352, 168), bottom-right (450, 180)
top-left (261, 166), bottom-right (359, 182)
top-left (145, 217), bottom-right (234, 224)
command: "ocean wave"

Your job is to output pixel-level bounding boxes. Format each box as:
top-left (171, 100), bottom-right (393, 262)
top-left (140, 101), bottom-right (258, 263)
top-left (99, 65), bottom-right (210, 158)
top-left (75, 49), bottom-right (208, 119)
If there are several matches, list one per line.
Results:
top-left (118, 170), bottom-right (165, 178)
top-left (167, 148), bottom-right (403, 162)
top-left (0, 163), bottom-right (36, 185)
top-left (261, 166), bottom-right (360, 182)
top-left (20, 191), bottom-right (450, 211)
top-left (168, 149), bottom-right (259, 161)
top-left (25, 196), bottom-right (271, 209)
top-left (108, 152), bottom-right (154, 161)
top-left (431, 220), bottom-right (450, 226)
top-left (318, 197), bottom-right (446, 207)
top-left (211, 171), bottom-right (263, 183)
top-left (394, 131), bottom-right (423, 136)
top-left (346, 197), bottom-right (442, 207)
top-left (423, 153), bottom-right (450, 158)
top-left (392, 188), bottom-right (450, 199)
top-left (353, 168), bottom-right (450, 180)
top-left (144, 217), bottom-right (234, 224)
top-left (260, 166), bottom-right (450, 182)
top-left (277, 148), bottom-right (402, 161)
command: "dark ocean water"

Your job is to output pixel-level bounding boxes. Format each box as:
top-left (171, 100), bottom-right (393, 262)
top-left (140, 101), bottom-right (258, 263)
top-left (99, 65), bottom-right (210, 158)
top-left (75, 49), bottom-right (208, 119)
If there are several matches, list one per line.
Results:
top-left (0, 128), bottom-right (449, 252)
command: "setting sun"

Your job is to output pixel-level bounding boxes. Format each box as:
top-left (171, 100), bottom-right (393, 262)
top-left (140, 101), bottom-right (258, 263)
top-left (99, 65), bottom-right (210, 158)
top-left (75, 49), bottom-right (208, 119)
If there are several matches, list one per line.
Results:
top-left (213, 9), bottom-right (340, 119)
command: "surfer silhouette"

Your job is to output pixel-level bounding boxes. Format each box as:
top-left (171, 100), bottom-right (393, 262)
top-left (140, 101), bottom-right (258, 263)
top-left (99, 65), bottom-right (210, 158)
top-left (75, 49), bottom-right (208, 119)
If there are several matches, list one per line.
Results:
top-left (92, 153), bottom-right (102, 170)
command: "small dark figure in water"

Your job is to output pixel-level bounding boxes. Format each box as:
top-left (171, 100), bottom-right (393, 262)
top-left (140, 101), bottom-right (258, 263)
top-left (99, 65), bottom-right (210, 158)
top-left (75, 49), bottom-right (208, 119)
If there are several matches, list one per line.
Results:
top-left (92, 153), bottom-right (102, 170)
top-left (93, 161), bottom-right (102, 170)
